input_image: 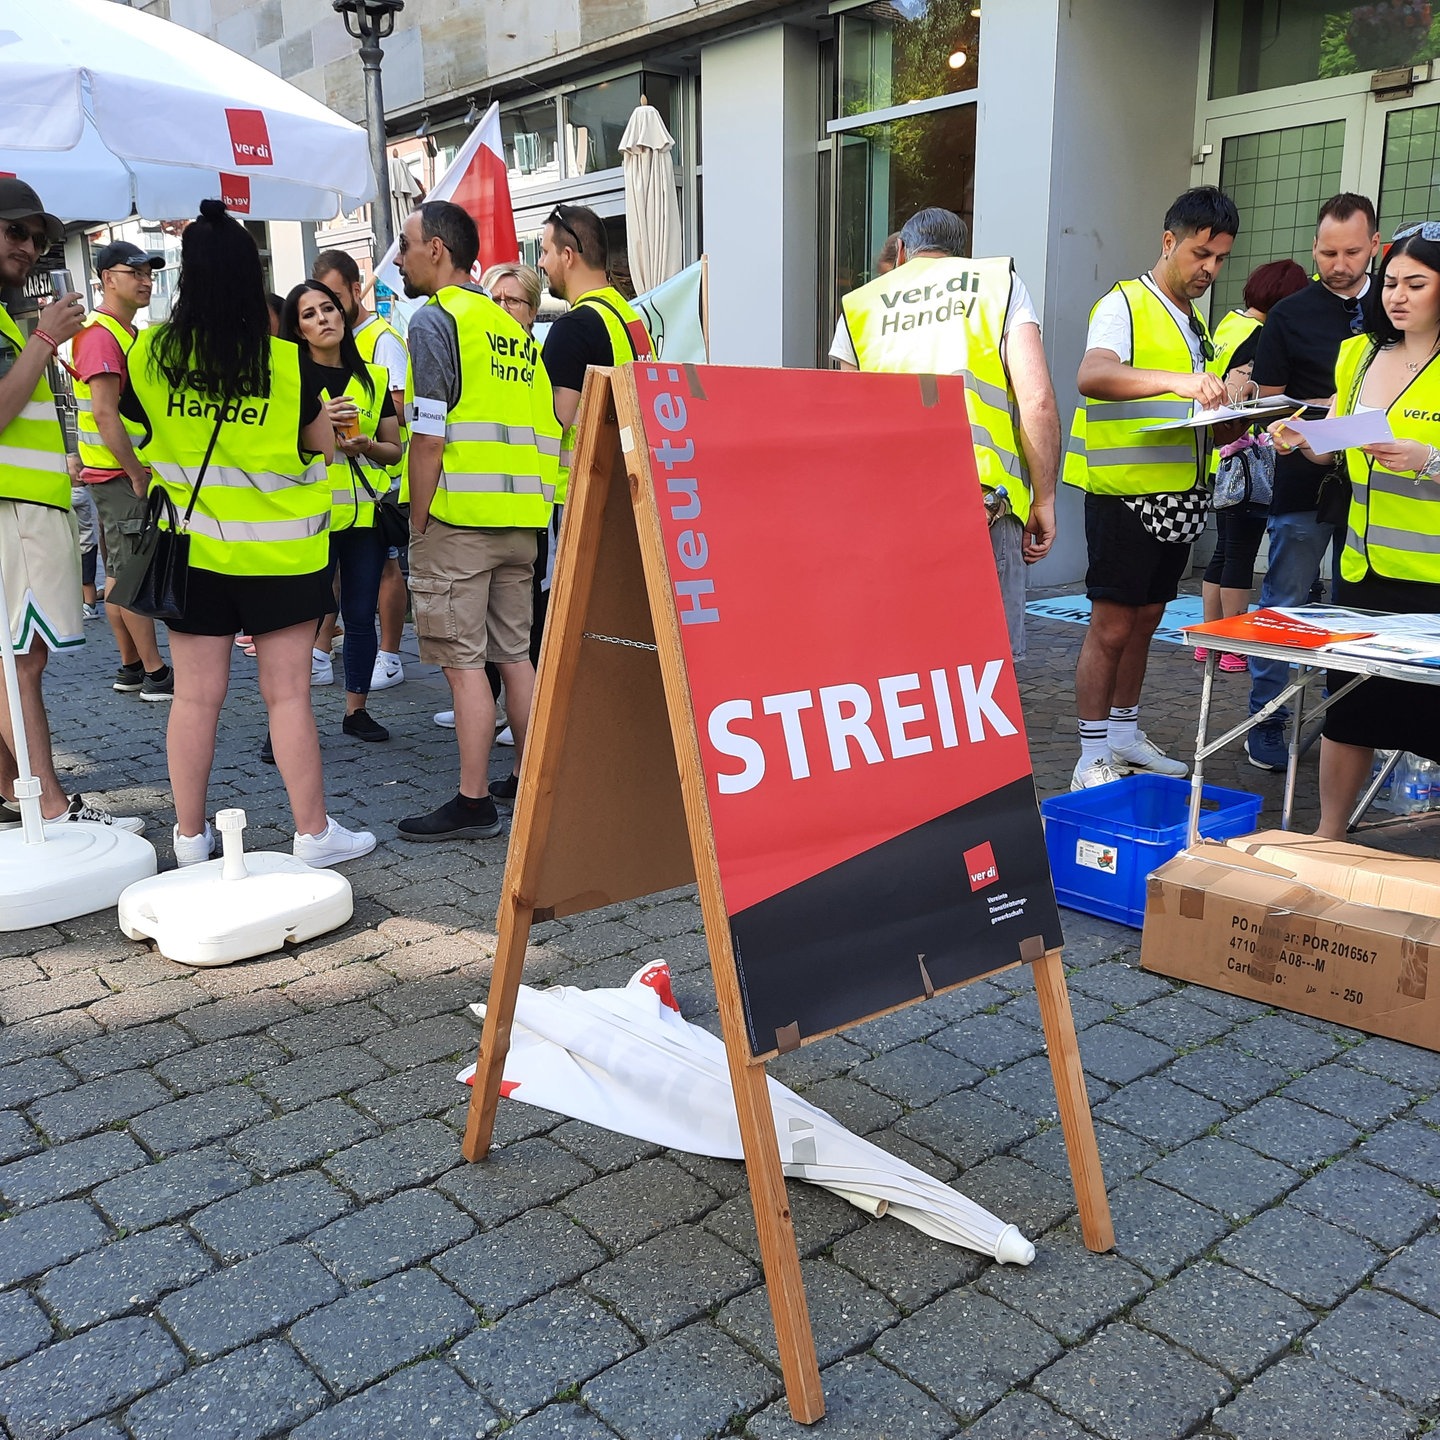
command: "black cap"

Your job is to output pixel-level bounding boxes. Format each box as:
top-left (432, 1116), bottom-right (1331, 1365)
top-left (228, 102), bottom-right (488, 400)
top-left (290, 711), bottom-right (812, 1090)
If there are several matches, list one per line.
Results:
top-left (0, 178), bottom-right (62, 245)
top-left (93, 240), bottom-right (165, 275)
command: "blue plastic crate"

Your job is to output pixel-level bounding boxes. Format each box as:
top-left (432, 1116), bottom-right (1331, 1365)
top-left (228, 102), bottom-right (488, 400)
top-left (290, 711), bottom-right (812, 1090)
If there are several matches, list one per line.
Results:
top-left (1040, 774), bottom-right (1262, 928)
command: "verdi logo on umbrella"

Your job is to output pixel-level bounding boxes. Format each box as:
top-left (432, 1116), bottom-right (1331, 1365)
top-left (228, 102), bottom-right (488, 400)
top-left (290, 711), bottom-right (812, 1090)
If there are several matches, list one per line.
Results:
top-left (225, 109), bottom-right (274, 168)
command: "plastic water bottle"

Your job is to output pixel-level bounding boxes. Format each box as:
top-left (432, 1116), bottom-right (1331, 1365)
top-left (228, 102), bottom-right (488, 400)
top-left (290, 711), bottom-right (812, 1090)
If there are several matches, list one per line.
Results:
top-left (1399, 753), bottom-right (1428, 815)
top-left (1372, 750), bottom-right (1398, 812)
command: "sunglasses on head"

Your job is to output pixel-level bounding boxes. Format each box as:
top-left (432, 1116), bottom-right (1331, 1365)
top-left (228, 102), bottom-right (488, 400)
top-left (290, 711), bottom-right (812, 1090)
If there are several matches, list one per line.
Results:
top-left (1394, 220), bottom-right (1440, 243)
top-left (3, 221), bottom-right (48, 248)
top-left (546, 205), bottom-right (584, 256)
top-left (1187, 313), bottom-right (1216, 364)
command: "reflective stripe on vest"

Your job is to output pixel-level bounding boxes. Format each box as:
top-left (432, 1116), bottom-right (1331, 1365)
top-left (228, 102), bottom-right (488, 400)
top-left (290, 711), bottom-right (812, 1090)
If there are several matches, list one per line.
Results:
top-left (73, 311), bottom-right (145, 470)
top-left (355, 314), bottom-right (412, 501)
top-left (841, 255), bottom-right (1031, 525)
top-left (129, 331), bottom-right (330, 575)
top-left (0, 305), bottom-right (67, 508)
top-left (427, 286), bottom-right (560, 530)
top-left (1337, 334), bottom-right (1440, 583)
top-left (322, 363), bottom-right (389, 532)
top-left (555, 287), bottom-right (656, 506)
top-left (1064, 278), bottom-right (1209, 496)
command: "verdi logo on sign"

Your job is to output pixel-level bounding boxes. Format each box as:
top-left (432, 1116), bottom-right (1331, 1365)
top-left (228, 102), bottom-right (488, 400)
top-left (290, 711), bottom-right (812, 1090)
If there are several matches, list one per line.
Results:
top-left (225, 109), bottom-right (273, 167)
top-left (218, 174), bottom-right (251, 213)
top-left (964, 841), bottom-right (999, 892)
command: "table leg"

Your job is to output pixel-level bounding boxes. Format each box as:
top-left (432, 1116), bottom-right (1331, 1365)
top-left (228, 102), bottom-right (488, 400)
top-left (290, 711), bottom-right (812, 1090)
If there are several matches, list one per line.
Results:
top-left (1281, 663), bottom-right (1307, 831)
top-left (1188, 649), bottom-right (1219, 849)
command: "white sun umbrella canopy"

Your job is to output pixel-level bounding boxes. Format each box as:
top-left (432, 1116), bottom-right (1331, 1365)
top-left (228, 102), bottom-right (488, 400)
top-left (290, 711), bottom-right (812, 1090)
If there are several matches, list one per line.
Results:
top-left (460, 962), bottom-right (1035, 1266)
top-left (619, 103), bottom-right (682, 294)
top-left (0, 0), bottom-right (374, 222)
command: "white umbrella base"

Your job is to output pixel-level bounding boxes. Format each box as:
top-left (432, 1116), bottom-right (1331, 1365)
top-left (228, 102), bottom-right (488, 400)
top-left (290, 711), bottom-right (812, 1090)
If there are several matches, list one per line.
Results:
top-left (0, 822), bottom-right (156, 931)
top-left (118, 853), bottom-right (350, 967)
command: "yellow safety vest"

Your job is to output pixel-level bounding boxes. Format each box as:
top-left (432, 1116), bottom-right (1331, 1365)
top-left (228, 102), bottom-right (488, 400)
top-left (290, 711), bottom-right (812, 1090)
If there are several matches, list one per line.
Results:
top-left (1064, 278), bottom-right (1210, 496)
top-left (1336, 335), bottom-right (1440, 584)
top-left (355, 313), bottom-right (411, 502)
top-left (73, 311), bottom-right (146, 472)
top-left (129, 332), bottom-right (330, 576)
top-left (0, 305), bottom-right (68, 509)
top-left (1208, 310), bottom-right (1261, 379)
top-left (841, 255), bottom-right (1031, 525)
top-left (555, 286), bottom-right (655, 506)
top-left (324, 363), bottom-right (389, 532)
top-left (427, 286), bottom-right (561, 530)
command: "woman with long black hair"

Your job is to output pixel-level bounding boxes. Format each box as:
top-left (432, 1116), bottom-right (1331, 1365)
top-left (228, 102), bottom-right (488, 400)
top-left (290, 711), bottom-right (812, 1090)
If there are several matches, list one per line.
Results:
top-left (280, 280), bottom-right (402, 744)
top-left (122, 200), bottom-right (375, 870)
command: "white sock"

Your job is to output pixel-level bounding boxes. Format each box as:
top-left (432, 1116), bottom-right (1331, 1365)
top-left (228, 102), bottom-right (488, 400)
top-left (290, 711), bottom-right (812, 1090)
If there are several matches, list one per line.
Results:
top-left (312, 648), bottom-right (329, 663)
top-left (378, 650), bottom-right (399, 664)
top-left (300, 817), bottom-right (333, 841)
top-left (1078, 718), bottom-right (1109, 766)
top-left (1109, 705), bottom-right (1140, 751)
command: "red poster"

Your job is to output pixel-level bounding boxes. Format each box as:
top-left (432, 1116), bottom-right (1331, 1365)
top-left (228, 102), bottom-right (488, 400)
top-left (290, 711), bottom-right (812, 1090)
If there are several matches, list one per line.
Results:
top-left (633, 364), bottom-right (1062, 1053)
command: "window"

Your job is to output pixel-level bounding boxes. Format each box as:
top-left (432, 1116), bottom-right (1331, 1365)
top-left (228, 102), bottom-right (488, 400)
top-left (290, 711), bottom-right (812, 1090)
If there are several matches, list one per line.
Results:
top-left (838, 0), bottom-right (980, 119)
top-left (1377, 102), bottom-right (1440, 237)
top-left (502, 101), bottom-right (561, 185)
top-left (565, 72), bottom-right (677, 176)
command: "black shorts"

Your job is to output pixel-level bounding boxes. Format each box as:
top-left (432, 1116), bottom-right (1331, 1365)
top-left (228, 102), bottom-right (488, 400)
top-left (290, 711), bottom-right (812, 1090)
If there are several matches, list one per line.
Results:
top-left (1084, 492), bottom-right (1193, 607)
top-left (167, 566), bottom-right (335, 638)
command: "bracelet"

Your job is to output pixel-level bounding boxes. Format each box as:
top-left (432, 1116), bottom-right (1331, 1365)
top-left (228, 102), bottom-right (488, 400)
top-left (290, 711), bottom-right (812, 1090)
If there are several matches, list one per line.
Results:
top-left (1420, 445), bottom-right (1440, 481)
top-left (32, 329), bottom-right (58, 353)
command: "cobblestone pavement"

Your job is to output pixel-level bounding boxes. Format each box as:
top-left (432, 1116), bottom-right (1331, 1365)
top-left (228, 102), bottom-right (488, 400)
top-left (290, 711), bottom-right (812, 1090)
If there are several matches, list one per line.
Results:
top-left (1, 584), bottom-right (1438, 1439)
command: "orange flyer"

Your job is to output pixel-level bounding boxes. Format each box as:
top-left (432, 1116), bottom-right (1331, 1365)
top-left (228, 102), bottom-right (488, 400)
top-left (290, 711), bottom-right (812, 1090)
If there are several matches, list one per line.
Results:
top-left (1183, 609), bottom-right (1375, 649)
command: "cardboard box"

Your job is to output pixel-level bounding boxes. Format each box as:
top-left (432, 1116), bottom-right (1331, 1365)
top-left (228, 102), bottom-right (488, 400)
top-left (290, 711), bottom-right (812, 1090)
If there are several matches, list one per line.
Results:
top-left (1140, 839), bottom-right (1439, 1050)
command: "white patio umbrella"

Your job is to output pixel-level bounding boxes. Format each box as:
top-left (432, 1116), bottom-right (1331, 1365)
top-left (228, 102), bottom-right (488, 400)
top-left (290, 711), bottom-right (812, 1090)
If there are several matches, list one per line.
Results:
top-left (460, 962), bottom-right (1035, 1265)
top-left (0, 0), bottom-right (374, 222)
top-left (619, 103), bottom-right (682, 293)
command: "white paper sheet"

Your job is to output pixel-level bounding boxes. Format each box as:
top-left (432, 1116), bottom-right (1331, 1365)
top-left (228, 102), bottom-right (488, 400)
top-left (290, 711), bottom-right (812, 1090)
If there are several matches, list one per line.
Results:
top-left (1140, 395), bottom-right (1313, 431)
top-left (1286, 410), bottom-right (1394, 450)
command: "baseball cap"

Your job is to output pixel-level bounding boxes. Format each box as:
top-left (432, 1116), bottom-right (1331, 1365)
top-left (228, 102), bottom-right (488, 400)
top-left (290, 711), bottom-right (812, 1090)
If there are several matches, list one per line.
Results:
top-left (0, 178), bottom-right (63, 245)
top-left (93, 239), bottom-right (165, 274)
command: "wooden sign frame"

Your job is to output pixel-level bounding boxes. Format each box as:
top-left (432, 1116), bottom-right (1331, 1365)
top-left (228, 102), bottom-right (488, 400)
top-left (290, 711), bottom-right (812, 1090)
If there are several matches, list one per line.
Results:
top-left (461, 366), bottom-right (1113, 1424)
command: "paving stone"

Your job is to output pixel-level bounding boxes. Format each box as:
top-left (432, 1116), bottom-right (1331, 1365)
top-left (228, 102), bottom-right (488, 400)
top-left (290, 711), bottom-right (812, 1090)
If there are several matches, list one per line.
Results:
top-left (1288, 1157), bottom-right (1436, 1249)
top-left (1066, 961), bottom-right (1172, 1009)
top-left (228, 1096), bottom-right (378, 1179)
top-left (51, 1421), bottom-right (126, 1440)
top-left (351, 1060), bottom-right (460, 1126)
top-left (1092, 1076), bottom-right (1227, 1150)
top-left (0, 1108), bottom-right (41, 1163)
top-left (0, 1197), bottom-right (111, 1286)
top-left (896, 1090), bottom-right (1037, 1168)
top-left (453, 1287), bottom-right (640, 1417)
top-left (488, 1098), bottom-right (568, 1147)
top-left (177, 990), bottom-right (300, 1042)
top-left (1218, 1205), bottom-right (1384, 1307)
top-left (846, 1004), bottom-right (950, 1055)
top-left (850, 1043), bottom-right (981, 1107)
top-left (88, 978), bottom-right (208, 1028)
top-left (976, 1225), bottom-right (1151, 1344)
top-left (1180, 986), bottom-right (1272, 1022)
top-left (252, 1043), bottom-right (390, 1109)
top-left (371, 971), bottom-right (496, 1026)
top-left (766, 1034), bottom-right (869, 1090)
top-left (0, 970), bottom-right (109, 1023)
top-left (189, 1171), bottom-right (353, 1261)
top-left (1224, 1013), bottom-right (1345, 1070)
top-left (1356, 1118), bottom-right (1440, 1188)
top-left (831, 1216), bottom-right (988, 1312)
top-left (947, 1154), bottom-right (1078, 1237)
top-left (125, 1338), bottom-right (328, 1440)
top-left (362, 1012), bottom-right (482, 1069)
top-left (128, 1085), bottom-right (273, 1157)
top-left (153, 1035), bottom-right (286, 1094)
top-left (37, 1224), bottom-right (212, 1331)
top-left (158, 1242), bottom-right (342, 1361)
top-left (1412, 1093), bottom-right (1440, 1124)
top-left (865, 1129), bottom-right (959, 1182)
top-left (1129, 1259), bottom-right (1312, 1382)
top-left (438, 1137), bottom-right (596, 1229)
top-left (1345, 1034), bottom-right (1440, 1091)
top-left (977, 1054), bottom-right (1110, 1122)
top-left (0, 1055), bottom-right (75, 1109)
top-left (1000, 988), bottom-right (1114, 1033)
top-left (1070, 1022), bottom-right (1175, 1086)
top-left (930, 1012), bottom-right (1045, 1072)
top-left (0, 1288), bottom-right (53, 1368)
top-left (700, 1182), bottom-right (866, 1265)
top-left (1303, 1287), bottom-right (1440, 1407)
top-left (670, 1150), bottom-right (751, 1198)
top-left (0, 1316), bottom-right (184, 1440)
top-left (875, 1288), bottom-right (1061, 1420)
top-left (1282, 1062), bottom-right (1412, 1129)
top-left (550, 1120), bottom-right (663, 1174)
top-left (1373, 1228), bottom-right (1440, 1318)
top-left (1145, 1135), bottom-right (1299, 1219)
top-left (583, 1322), bottom-right (780, 1440)
top-left (0, 1007), bottom-right (98, 1062)
top-left (1163, 1044), bottom-right (1289, 1108)
top-left (1210, 1353), bottom-right (1416, 1439)
top-left (269, 1000), bottom-right (390, 1056)
top-left (1113, 993), bottom-right (1235, 1049)
top-left (791, 1076), bottom-right (903, 1135)
top-left (321, 1115), bottom-right (462, 1200)
top-left (0, 1129), bottom-right (147, 1208)
top-left (308, 1186), bottom-right (476, 1285)
top-left (1219, 1096), bottom-right (1360, 1170)
top-left (959, 1393), bottom-right (1097, 1440)
top-left (745, 1353), bottom-right (955, 1440)
top-left (28, 1069), bottom-right (171, 1143)
top-left (1016, 1120), bottom-right (1160, 1189)
top-left (1033, 1322), bottom-right (1230, 1440)
top-left (288, 1359), bottom-right (500, 1440)
top-left (290, 1267), bottom-right (476, 1397)
top-left (92, 1146), bottom-right (252, 1230)
top-left (60, 1022), bottom-right (191, 1082)
top-left (558, 1156), bottom-right (719, 1252)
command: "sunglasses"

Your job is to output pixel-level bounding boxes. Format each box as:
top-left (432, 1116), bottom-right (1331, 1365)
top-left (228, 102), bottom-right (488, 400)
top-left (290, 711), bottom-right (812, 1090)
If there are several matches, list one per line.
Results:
top-left (1187, 313), bottom-right (1216, 364)
top-left (105, 265), bottom-right (154, 278)
top-left (546, 205), bottom-right (584, 256)
top-left (3, 221), bottom-right (48, 248)
top-left (1343, 295), bottom-right (1365, 335)
top-left (1394, 220), bottom-right (1440, 243)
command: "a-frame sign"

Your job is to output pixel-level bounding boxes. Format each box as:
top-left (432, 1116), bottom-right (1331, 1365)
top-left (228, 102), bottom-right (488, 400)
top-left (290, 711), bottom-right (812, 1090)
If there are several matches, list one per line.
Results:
top-left (461, 363), bottom-right (1113, 1424)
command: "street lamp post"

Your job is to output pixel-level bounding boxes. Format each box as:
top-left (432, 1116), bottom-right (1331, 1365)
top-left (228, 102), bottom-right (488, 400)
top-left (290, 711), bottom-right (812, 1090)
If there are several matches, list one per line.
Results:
top-left (332, 0), bottom-right (405, 257)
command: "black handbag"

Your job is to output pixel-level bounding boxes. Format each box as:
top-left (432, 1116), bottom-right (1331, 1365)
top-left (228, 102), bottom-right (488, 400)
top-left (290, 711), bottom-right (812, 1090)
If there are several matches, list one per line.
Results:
top-left (1315, 459), bottom-right (1353, 528)
top-left (351, 459), bottom-right (409, 548)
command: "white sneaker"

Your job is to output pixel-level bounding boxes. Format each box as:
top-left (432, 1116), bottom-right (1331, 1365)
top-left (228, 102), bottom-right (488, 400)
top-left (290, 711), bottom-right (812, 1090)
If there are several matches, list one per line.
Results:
top-left (51, 794), bottom-right (145, 832)
top-left (173, 822), bottom-right (215, 867)
top-left (1071, 756), bottom-right (1121, 791)
top-left (311, 649), bottom-right (333, 687)
top-left (370, 653), bottom-right (404, 691)
top-left (433, 710), bottom-right (456, 728)
top-left (293, 816), bottom-right (376, 867)
top-left (1110, 731), bottom-right (1188, 778)
top-left (496, 725), bottom-right (514, 746)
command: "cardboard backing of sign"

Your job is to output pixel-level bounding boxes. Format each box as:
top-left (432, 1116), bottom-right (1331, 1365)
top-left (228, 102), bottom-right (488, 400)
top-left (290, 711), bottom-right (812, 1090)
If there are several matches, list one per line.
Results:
top-left (1140, 839), bottom-right (1438, 1050)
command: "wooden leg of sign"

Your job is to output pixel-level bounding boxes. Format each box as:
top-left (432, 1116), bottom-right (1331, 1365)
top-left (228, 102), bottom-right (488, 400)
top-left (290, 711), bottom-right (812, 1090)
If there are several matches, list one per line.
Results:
top-left (1032, 948), bottom-right (1114, 1253)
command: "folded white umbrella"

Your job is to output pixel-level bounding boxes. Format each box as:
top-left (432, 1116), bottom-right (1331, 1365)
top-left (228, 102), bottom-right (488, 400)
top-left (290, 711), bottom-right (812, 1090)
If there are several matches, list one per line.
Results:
top-left (619, 103), bottom-right (682, 294)
top-left (461, 962), bottom-right (1034, 1265)
top-left (0, 0), bottom-right (374, 222)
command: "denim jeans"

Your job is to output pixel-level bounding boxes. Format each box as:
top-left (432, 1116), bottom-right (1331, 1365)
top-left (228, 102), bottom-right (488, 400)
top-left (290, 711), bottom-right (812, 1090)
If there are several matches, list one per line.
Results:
top-left (1248, 510), bottom-right (1345, 721)
top-left (329, 523), bottom-right (388, 695)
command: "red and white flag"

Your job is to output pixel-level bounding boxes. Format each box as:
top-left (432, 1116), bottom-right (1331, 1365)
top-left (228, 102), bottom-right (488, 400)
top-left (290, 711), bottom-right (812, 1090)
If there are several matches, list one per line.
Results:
top-left (374, 100), bottom-right (517, 299)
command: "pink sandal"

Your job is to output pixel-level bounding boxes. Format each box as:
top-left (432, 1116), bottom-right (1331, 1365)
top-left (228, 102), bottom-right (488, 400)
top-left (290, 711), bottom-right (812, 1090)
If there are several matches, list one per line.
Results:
top-left (234, 633), bottom-right (256, 657)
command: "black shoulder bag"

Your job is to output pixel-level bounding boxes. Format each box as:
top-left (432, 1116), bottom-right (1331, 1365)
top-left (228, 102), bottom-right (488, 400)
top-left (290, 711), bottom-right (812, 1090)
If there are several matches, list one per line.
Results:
top-left (349, 458), bottom-right (409, 549)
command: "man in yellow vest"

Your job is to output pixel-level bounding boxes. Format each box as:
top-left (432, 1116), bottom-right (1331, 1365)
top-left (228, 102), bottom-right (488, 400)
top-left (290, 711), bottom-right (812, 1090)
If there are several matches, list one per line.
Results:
top-left (0, 178), bottom-right (141, 831)
top-left (395, 201), bottom-right (561, 842)
top-left (1064, 186), bottom-right (1238, 790)
top-left (832, 206), bottom-right (1060, 659)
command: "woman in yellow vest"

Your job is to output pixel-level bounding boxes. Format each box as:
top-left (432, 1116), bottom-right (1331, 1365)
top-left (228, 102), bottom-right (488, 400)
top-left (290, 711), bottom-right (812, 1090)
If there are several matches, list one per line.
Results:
top-left (1269, 224), bottom-right (1440, 837)
top-left (280, 280), bottom-right (402, 745)
top-left (121, 201), bottom-right (376, 871)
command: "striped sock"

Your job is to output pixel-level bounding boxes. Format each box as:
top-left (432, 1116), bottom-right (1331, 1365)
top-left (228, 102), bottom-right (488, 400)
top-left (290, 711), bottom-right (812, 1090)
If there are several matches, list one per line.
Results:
top-left (1109, 705), bottom-right (1140, 751)
top-left (1078, 718), bottom-right (1109, 766)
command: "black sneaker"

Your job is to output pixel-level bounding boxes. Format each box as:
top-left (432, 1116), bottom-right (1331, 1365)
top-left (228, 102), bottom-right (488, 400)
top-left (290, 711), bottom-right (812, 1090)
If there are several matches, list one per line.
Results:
top-left (113, 662), bottom-right (144, 693)
top-left (140, 665), bottom-right (174, 702)
top-left (342, 708), bottom-right (390, 743)
top-left (398, 794), bottom-right (502, 841)
top-left (260, 732), bottom-right (275, 765)
top-left (490, 772), bottom-right (520, 803)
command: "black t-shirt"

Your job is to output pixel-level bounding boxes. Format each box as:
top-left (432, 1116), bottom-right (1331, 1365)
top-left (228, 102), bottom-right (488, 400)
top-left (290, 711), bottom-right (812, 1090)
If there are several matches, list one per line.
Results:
top-left (1251, 280), bottom-right (1373, 514)
top-left (541, 306), bottom-right (614, 394)
top-left (303, 358), bottom-right (397, 422)
top-left (1226, 327), bottom-right (1262, 375)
